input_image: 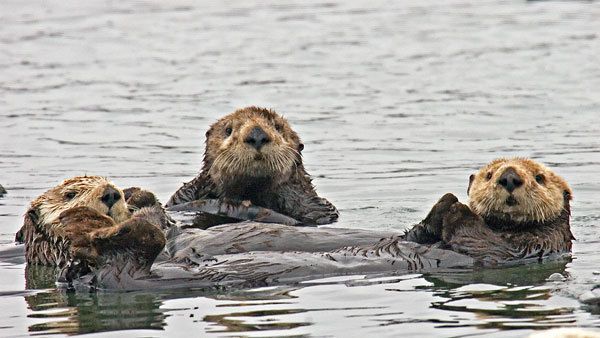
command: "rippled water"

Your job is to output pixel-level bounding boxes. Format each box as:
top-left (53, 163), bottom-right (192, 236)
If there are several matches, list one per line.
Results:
top-left (1, 0), bottom-right (599, 337)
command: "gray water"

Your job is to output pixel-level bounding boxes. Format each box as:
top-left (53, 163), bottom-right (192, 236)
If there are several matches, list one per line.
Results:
top-left (0, 0), bottom-right (599, 337)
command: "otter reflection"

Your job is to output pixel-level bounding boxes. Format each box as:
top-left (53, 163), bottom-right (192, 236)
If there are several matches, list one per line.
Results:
top-left (23, 284), bottom-right (166, 335)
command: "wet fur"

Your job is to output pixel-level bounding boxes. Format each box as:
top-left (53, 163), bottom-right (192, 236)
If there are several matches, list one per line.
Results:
top-left (16, 177), bottom-right (169, 267)
top-left (404, 158), bottom-right (573, 265)
top-left (166, 106), bottom-right (338, 225)
top-left (468, 157), bottom-right (572, 226)
top-left (16, 176), bottom-right (130, 266)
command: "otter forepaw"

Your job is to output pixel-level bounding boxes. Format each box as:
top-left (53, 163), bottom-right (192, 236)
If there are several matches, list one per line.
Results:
top-left (303, 196), bottom-right (339, 225)
top-left (404, 193), bottom-right (459, 244)
top-left (91, 218), bottom-right (166, 263)
top-left (124, 187), bottom-right (160, 211)
top-left (442, 202), bottom-right (484, 242)
top-left (423, 193), bottom-right (460, 235)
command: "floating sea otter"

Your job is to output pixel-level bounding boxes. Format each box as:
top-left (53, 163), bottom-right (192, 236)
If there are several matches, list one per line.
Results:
top-left (14, 176), bottom-right (167, 267)
top-left (166, 106), bottom-right (339, 226)
top-left (404, 157), bottom-right (573, 265)
top-left (18, 157), bottom-right (571, 290)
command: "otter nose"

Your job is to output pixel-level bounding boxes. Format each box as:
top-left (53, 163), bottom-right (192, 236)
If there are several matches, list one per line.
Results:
top-left (245, 127), bottom-right (270, 150)
top-left (497, 168), bottom-right (523, 193)
top-left (101, 186), bottom-right (121, 208)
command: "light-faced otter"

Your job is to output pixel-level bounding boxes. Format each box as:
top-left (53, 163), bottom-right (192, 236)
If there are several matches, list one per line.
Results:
top-left (404, 157), bottom-right (573, 265)
top-left (166, 106), bottom-right (339, 226)
top-left (15, 176), bottom-right (166, 267)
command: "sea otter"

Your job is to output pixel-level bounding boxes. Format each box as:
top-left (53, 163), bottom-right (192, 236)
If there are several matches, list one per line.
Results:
top-left (14, 176), bottom-right (166, 267)
top-left (404, 157), bottom-right (573, 265)
top-left (166, 106), bottom-right (339, 226)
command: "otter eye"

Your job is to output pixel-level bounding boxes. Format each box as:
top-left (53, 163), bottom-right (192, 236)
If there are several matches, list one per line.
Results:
top-left (225, 127), bottom-right (233, 136)
top-left (535, 174), bottom-right (545, 184)
top-left (486, 172), bottom-right (493, 180)
top-left (64, 192), bottom-right (77, 200)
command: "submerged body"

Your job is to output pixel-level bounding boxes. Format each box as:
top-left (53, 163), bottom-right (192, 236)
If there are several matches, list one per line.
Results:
top-left (74, 229), bottom-right (474, 291)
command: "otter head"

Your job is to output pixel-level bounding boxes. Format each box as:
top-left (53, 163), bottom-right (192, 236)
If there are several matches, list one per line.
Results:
top-left (20, 176), bottom-right (130, 240)
top-left (203, 106), bottom-right (304, 198)
top-left (467, 158), bottom-right (572, 228)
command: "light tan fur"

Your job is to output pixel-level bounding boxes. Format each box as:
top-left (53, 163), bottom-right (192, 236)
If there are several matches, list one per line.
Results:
top-left (468, 158), bottom-right (572, 224)
top-left (30, 176), bottom-right (130, 230)
top-left (206, 107), bottom-right (301, 188)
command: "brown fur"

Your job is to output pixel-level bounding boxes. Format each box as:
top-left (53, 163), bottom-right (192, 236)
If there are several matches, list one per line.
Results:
top-left (15, 176), bottom-right (168, 267)
top-left (166, 106), bottom-right (338, 225)
top-left (16, 176), bottom-right (131, 266)
top-left (405, 158), bottom-right (574, 265)
top-left (57, 206), bottom-right (165, 271)
top-left (205, 106), bottom-right (302, 192)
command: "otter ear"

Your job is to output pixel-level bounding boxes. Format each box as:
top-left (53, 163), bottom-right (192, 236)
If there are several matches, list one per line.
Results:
top-left (27, 208), bottom-right (40, 224)
top-left (298, 143), bottom-right (304, 153)
top-left (467, 174), bottom-right (475, 195)
top-left (15, 207), bottom-right (39, 243)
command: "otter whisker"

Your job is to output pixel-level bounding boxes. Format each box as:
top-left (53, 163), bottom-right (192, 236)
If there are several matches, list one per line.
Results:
top-left (285, 145), bottom-right (301, 158)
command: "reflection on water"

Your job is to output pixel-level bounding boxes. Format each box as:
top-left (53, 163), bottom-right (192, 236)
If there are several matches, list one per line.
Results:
top-left (1, 0), bottom-right (600, 336)
top-left (426, 261), bottom-right (579, 331)
top-left (25, 290), bottom-right (166, 335)
top-left (18, 260), bottom-right (594, 336)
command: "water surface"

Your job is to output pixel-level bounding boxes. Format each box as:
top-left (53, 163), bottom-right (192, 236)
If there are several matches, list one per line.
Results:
top-left (0, 0), bottom-right (599, 337)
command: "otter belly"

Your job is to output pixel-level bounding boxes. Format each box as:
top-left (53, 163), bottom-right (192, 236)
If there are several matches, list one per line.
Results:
top-left (67, 236), bottom-right (475, 291)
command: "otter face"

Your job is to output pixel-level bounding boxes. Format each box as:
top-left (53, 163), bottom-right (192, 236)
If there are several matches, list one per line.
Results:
top-left (30, 176), bottom-right (130, 229)
top-left (468, 158), bottom-right (572, 224)
top-left (204, 107), bottom-right (303, 191)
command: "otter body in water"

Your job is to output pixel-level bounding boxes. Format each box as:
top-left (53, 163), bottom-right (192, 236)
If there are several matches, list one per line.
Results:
top-left (166, 107), bottom-right (338, 226)
top-left (404, 158), bottom-right (573, 265)
top-left (15, 176), bottom-right (168, 267)
top-left (9, 158), bottom-right (573, 290)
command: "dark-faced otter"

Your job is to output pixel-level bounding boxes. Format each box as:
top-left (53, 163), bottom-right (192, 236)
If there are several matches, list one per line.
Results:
top-left (166, 106), bottom-right (339, 226)
top-left (404, 157), bottom-right (573, 265)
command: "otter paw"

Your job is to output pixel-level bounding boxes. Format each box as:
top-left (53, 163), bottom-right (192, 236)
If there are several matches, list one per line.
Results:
top-left (57, 259), bottom-right (93, 287)
top-left (124, 187), bottom-right (160, 210)
top-left (422, 193), bottom-right (460, 236)
top-left (56, 207), bottom-right (117, 265)
top-left (91, 218), bottom-right (166, 265)
top-left (404, 193), bottom-right (459, 244)
top-left (442, 202), bottom-right (484, 242)
top-left (304, 196), bottom-right (339, 225)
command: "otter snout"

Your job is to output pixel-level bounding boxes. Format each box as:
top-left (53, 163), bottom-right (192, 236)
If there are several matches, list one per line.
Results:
top-left (497, 168), bottom-right (523, 193)
top-left (245, 126), bottom-right (270, 150)
top-left (101, 186), bottom-right (121, 208)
